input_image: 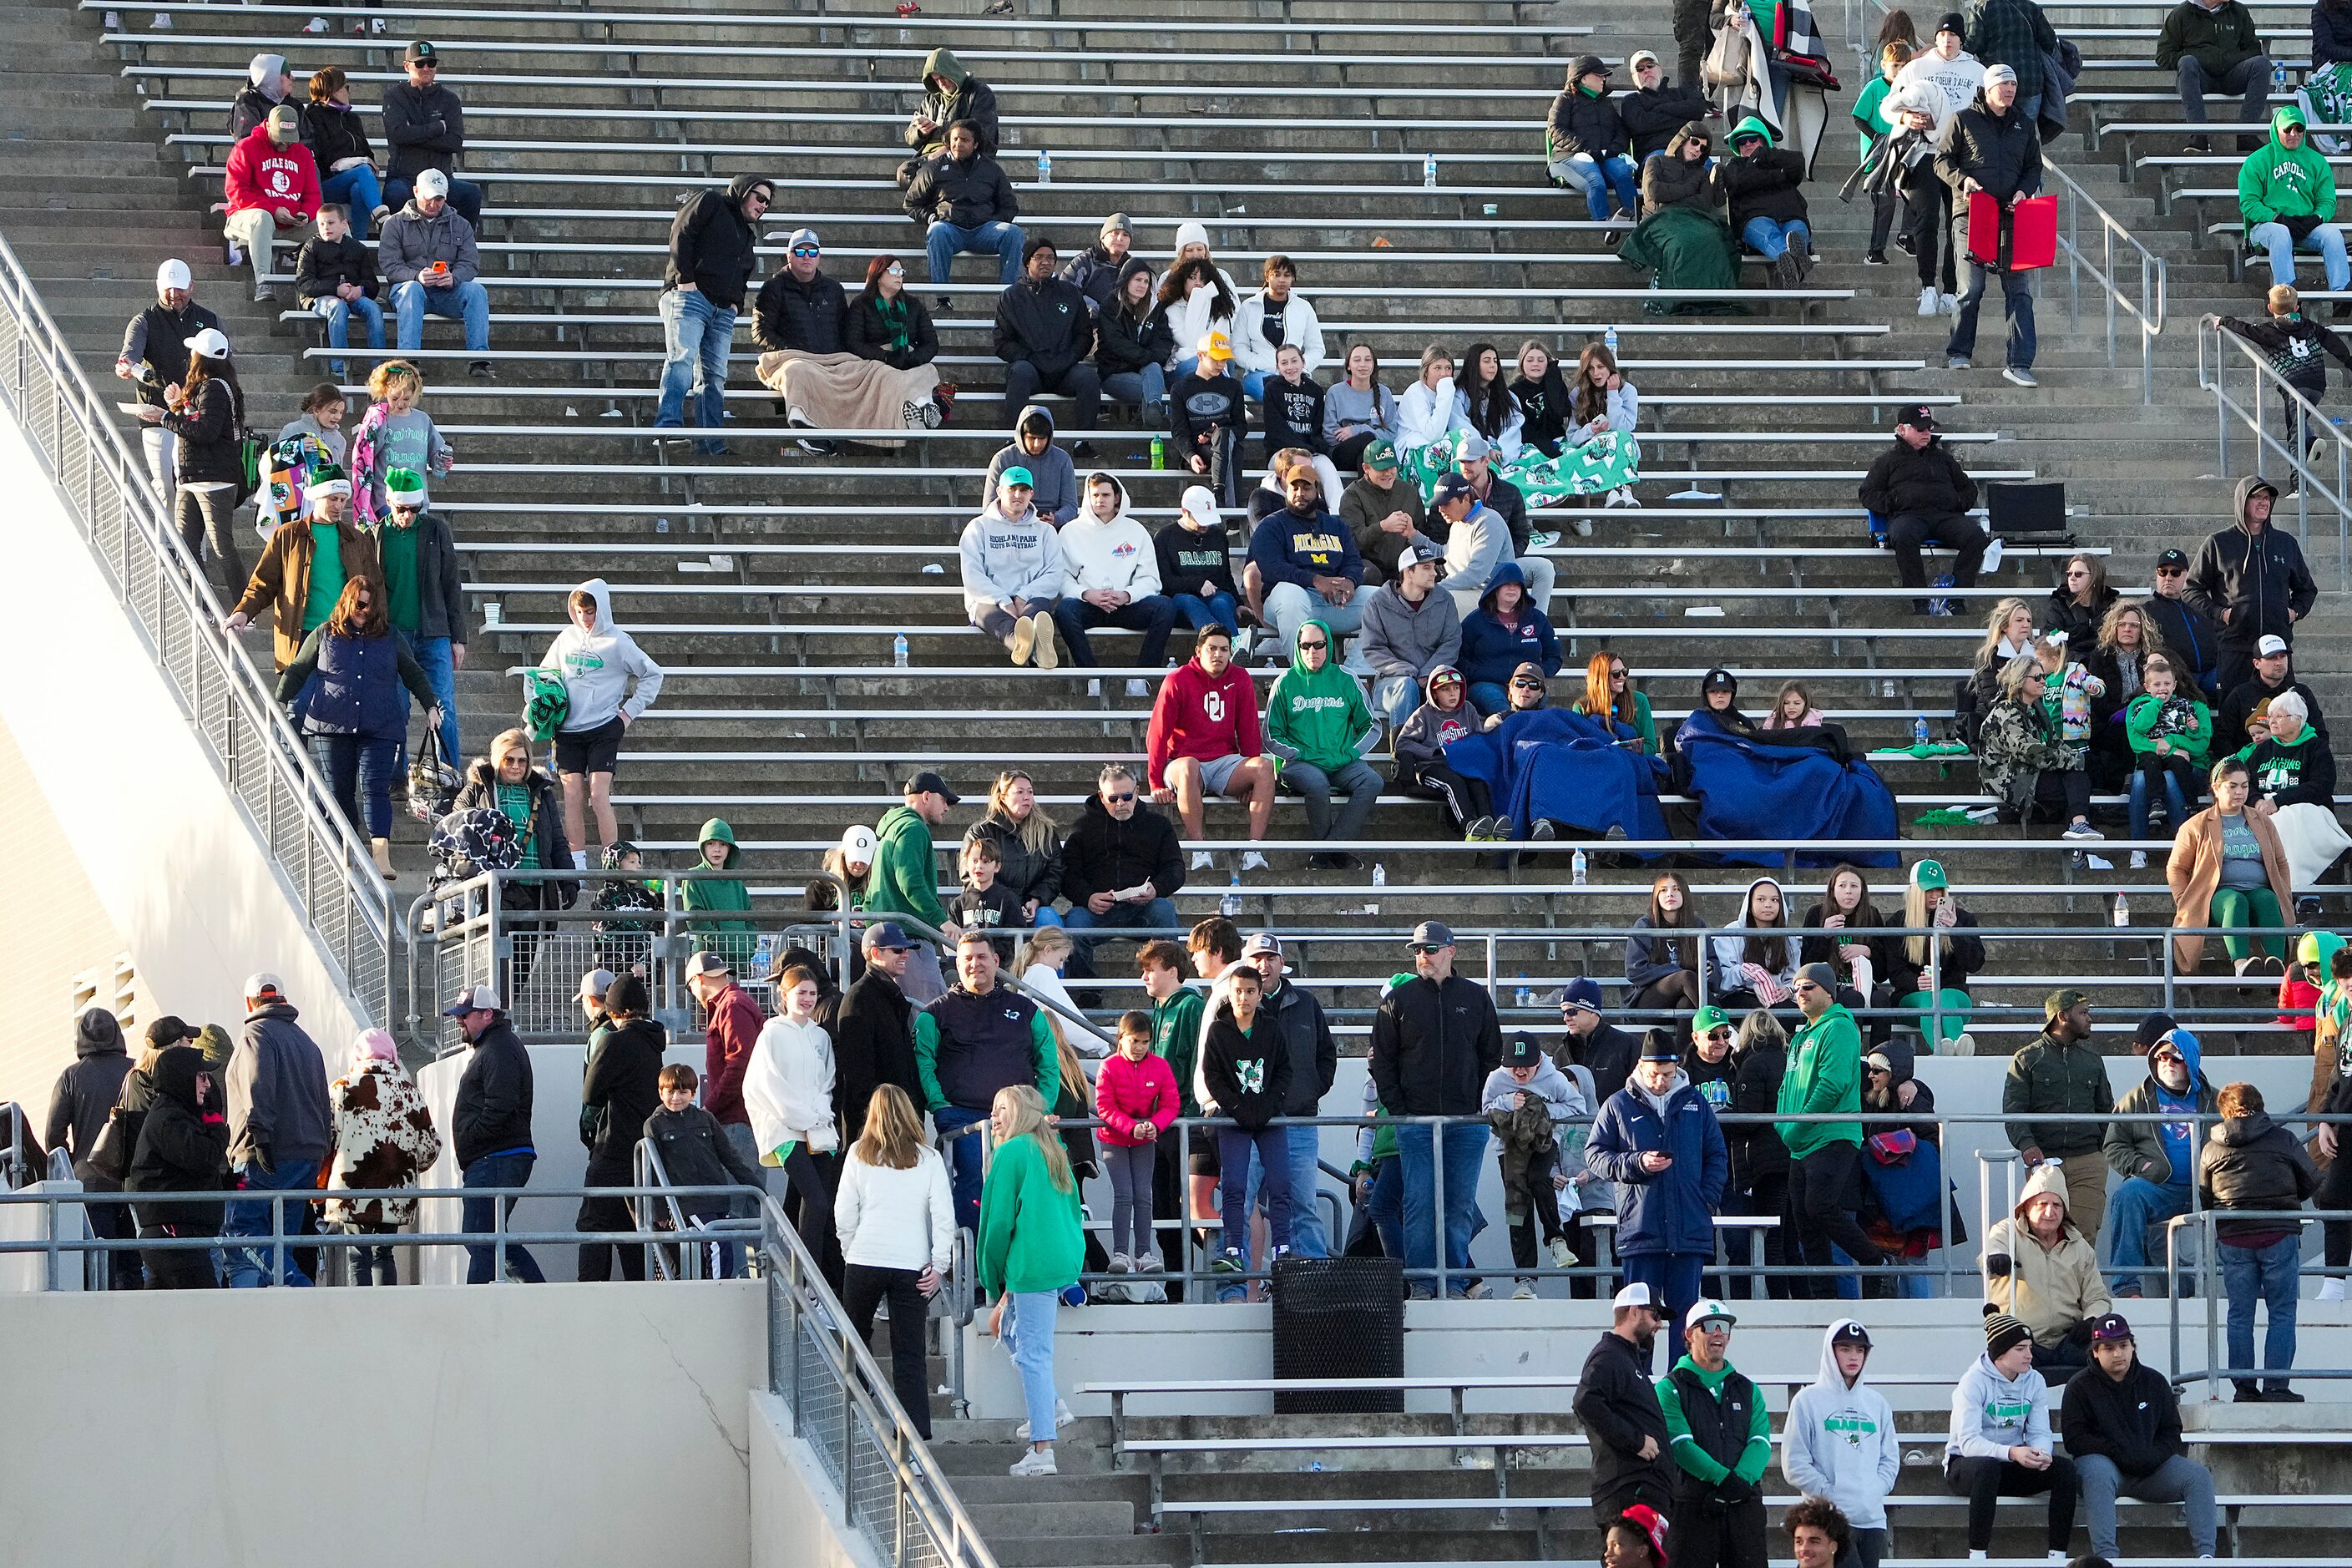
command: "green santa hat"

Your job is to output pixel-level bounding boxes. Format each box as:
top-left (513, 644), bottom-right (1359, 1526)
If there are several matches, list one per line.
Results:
top-left (384, 467), bottom-right (428, 508)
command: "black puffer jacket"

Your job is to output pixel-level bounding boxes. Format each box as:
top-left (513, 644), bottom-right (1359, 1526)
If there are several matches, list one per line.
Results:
top-left (963, 811), bottom-right (1064, 911)
top-left (1619, 82), bottom-right (1712, 161)
top-left (2200, 1110), bottom-right (2319, 1242)
top-left (581, 1016), bottom-right (666, 1182)
top-left (2045, 584), bottom-right (2120, 663)
top-left (752, 268), bottom-right (852, 355)
top-left (1641, 126), bottom-right (1724, 216)
top-left (903, 149), bottom-right (1019, 228)
top-left (381, 78), bottom-right (466, 182)
top-left (2321, 0), bottom-right (2352, 67)
top-left (843, 290), bottom-right (940, 369)
top-left (665, 175), bottom-right (767, 309)
top-left (453, 760), bottom-right (578, 909)
top-left (301, 99), bottom-right (376, 173)
top-left (1547, 86), bottom-right (1630, 161)
top-left (159, 375), bottom-right (247, 488)
top-left (1936, 91), bottom-right (2044, 205)
top-left (994, 273), bottom-right (1095, 380)
top-left (1858, 433), bottom-right (1980, 519)
top-left (1729, 1037), bottom-right (1790, 1192)
top-left (453, 1014), bottom-right (535, 1170)
top-left (1720, 144), bottom-right (1809, 230)
top-left (126, 1046), bottom-right (230, 1232)
top-left (1096, 260), bottom-right (1175, 377)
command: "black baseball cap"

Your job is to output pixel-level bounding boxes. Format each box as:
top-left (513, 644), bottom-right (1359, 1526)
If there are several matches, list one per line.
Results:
top-left (2089, 1312), bottom-right (2134, 1343)
top-left (2156, 548), bottom-right (2190, 571)
top-left (1894, 402), bottom-right (1937, 431)
top-left (905, 770), bottom-right (961, 804)
top-left (1831, 1322), bottom-right (1874, 1350)
top-left (1572, 53), bottom-right (1612, 78)
top-left (1505, 1034), bottom-right (1544, 1068)
top-left (405, 38), bottom-right (439, 63)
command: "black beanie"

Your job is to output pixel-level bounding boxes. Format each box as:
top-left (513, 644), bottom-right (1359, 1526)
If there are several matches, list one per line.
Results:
top-left (1985, 1311), bottom-right (2032, 1360)
top-left (1939, 10), bottom-right (1965, 31)
top-left (2132, 1012), bottom-right (2178, 1053)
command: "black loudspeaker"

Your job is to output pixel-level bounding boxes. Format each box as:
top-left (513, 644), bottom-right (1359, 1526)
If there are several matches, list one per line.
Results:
top-left (1986, 480), bottom-right (2069, 538)
top-left (1270, 1255), bottom-right (1405, 1414)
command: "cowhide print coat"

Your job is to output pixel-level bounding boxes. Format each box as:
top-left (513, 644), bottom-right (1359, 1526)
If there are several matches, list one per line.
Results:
top-left (324, 1059), bottom-right (444, 1231)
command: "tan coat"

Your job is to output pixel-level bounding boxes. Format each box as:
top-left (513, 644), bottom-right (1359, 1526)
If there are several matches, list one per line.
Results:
top-left (2166, 805), bottom-right (2294, 973)
top-left (230, 516), bottom-right (383, 670)
top-left (1981, 1161), bottom-right (2110, 1348)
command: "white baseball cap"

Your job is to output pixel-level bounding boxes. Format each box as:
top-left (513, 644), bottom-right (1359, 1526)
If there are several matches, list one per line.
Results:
top-left (684, 950), bottom-right (731, 981)
top-left (415, 167), bottom-right (450, 199)
top-left (1611, 1282), bottom-right (1657, 1312)
top-left (1179, 484), bottom-right (1221, 528)
top-left (839, 823), bottom-right (878, 862)
top-left (156, 258), bottom-right (192, 292)
top-left (242, 971), bottom-right (285, 999)
top-left (579, 967), bottom-right (617, 1003)
top-left (1685, 1298), bottom-right (1737, 1333)
top-left (184, 326), bottom-right (230, 361)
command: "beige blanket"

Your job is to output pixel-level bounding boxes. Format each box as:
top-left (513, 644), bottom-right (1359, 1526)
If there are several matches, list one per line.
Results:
top-left (755, 350), bottom-right (939, 451)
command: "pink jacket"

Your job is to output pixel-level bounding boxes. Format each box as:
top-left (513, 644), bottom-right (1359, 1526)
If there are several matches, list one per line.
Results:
top-left (1095, 1051), bottom-right (1180, 1147)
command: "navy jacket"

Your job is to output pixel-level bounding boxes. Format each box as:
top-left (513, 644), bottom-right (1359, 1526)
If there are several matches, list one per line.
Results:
top-left (1584, 1075), bottom-right (1728, 1256)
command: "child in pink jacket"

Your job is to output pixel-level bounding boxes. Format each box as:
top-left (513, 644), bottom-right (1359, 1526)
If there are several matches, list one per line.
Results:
top-left (1095, 1010), bottom-right (1180, 1283)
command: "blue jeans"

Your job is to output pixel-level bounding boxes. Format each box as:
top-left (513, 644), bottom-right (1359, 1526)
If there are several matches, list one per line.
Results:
top-left (1051, 594), bottom-right (1177, 668)
top-left (1173, 590), bottom-right (1240, 637)
top-left (2220, 1232), bottom-right (2300, 1390)
top-left (1624, 1252), bottom-right (1706, 1338)
top-left (318, 731), bottom-right (397, 838)
top-left (1064, 896), bottom-right (1181, 968)
top-left (224, 1156), bottom-right (322, 1287)
top-left (1240, 369), bottom-right (1269, 399)
top-left (934, 1104), bottom-right (989, 1232)
top-left (2128, 756), bottom-right (2195, 842)
top-left (2107, 1176), bottom-right (2193, 1294)
top-left (2251, 220), bottom-right (2352, 291)
top-left (385, 175), bottom-right (483, 229)
top-left (1550, 151), bottom-right (1640, 220)
top-left (1373, 675), bottom-right (1420, 731)
top-left (1396, 1121), bottom-right (1490, 1296)
top-left (655, 287), bottom-right (736, 438)
top-left (926, 220), bottom-right (1024, 286)
top-left (1284, 1123), bottom-right (1329, 1258)
top-left (1468, 680), bottom-right (1510, 718)
top-left (461, 1151), bottom-right (548, 1284)
top-left (1948, 256), bottom-right (2036, 370)
top-left (1001, 1289), bottom-right (1060, 1439)
top-left (321, 164), bottom-right (385, 228)
top-left (396, 630), bottom-right (459, 775)
top-left (1742, 215), bottom-right (1812, 260)
top-left (1218, 1125), bottom-right (1292, 1294)
top-left (392, 277), bottom-right (490, 352)
top-left (311, 294), bottom-right (385, 377)
top-left (1366, 1156), bottom-right (1404, 1258)
top-left (1103, 364), bottom-right (1166, 423)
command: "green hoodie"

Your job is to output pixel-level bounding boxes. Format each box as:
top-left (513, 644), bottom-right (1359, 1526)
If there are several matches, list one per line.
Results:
top-left (976, 1130), bottom-right (1085, 1297)
top-left (919, 44), bottom-right (968, 89)
top-left (1728, 114), bottom-right (1776, 151)
top-left (1657, 1353), bottom-right (1773, 1486)
top-left (2250, 724), bottom-right (2324, 796)
top-left (1264, 618), bottom-right (1378, 772)
top-left (1776, 1000), bottom-right (1864, 1157)
top-left (2239, 105), bottom-right (2338, 225)
top-left (2124, 690), bottom-right (2213, 766)
top-left (681, 817), bottom-right (755, 966)
top-left (870, 803), bottom-right (948, 928)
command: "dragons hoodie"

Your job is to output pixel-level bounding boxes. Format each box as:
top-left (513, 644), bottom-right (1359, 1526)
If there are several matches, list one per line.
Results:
top-left (1263, 617), bottom-right (1378, 772)
top-left (1783, 1321), bottom-right (1901, 1530)
top-left (1945, 1348), bottom-right (2052, 1464)
top-left (538, 578), bottom-right (665, 731)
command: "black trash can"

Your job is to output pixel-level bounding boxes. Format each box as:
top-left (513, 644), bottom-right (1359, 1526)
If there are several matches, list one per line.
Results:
top-left (1270, 1254), bottom-right (1404, 1414)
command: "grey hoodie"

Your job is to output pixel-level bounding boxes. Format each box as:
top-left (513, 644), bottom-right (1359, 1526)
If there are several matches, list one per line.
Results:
top-left (1783, 1321), bottom-right (1901, 1529)
top-left (226, 1001), bottom-right (334, 1168)
top-left (959, 500), bottom-right (1067, 620)
top-left (538, 578), bottom-right (665, 732)
top-left (377, 198), bottom-right (482, 286)
top-left (1358, 572), bottom-right (1463, 684)
top-left (1479, 1055), bottom-right (1583, 1121)
top-left (982, 405), bottom-right (1081, 523)
top-left (1946, 1349), bottom-right (2052, 1463)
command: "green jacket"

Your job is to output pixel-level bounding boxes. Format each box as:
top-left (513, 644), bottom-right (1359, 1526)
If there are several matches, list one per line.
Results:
top-left (976, 1130), bottom-right (1085, 1297)
top-left (1263, 619), bottom-right (1379, 773)
top-left (2124, 691), bottom-right (2213, 766)
top-left (869, 803), bottom-right (948, 928)
top-left (1657, 1354), bottom-right (1772, 1486)
top-left (1151, 985), bottom-right (1207, 1120)
top-left (2158, 0), bottom-right (2266, 79)
top-left (1776, 1002), bottom-right (1863, 1157)
top-left (2239, 106), bottom-right (2338, 226)
top-left (681, 817), bottom-right (755, 966)
top-left (2002, 1030), bottom-right (2115, 1156)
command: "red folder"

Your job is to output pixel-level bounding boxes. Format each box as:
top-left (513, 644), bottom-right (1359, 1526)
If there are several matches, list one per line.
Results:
top-left (1966, 190), bottom-right (2058, 271)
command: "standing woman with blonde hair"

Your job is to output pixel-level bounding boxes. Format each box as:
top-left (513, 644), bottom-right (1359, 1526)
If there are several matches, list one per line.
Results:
top-left (836, 1082), bottom-right (953, 1439)
top-left (979, 1084), bottom-right (1085, 1476)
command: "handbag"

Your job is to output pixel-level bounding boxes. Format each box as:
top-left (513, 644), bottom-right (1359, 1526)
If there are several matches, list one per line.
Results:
top-left (1703, 17), bottom-right (1751, 89)
top-left (85, 1109), bottom-right (135, 1186)
top-left (407, 725), bottom-right (461, 823)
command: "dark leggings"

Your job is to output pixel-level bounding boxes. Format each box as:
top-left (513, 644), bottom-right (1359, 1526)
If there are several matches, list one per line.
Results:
top-left (175, 483), bottom-right (246, 591)
top-left (2028, 766), bottom-right (2092, 824)
top-left (843, 1263), bottom-right (933, 1438)
top-left (577, 1190), bottom-right (649, 1281)
top-left (1902, 168), bottom-right (1956, 292)
top-left (1721, 1171), bottom-right (1794, 1300)
top-left (1630, 972), bottom-right (1701, 1013)
top-left (1946, 1453), bottom-right (2078, 1553)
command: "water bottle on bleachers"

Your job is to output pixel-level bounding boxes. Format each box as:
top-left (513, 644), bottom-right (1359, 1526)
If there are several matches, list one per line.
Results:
top-left (1571, 847), bottom-right (1588, 886)
top-left (1914, 715), bottom-right (1931, 749)
top-left (1424, 153), bottom-right (1438, 189)
top-left (893, 632), bottom-right (908, 669)
top-left (1603, 325), bottom-right (1619, 359)
top-left (1037, 149), bottom-right (1052, 185)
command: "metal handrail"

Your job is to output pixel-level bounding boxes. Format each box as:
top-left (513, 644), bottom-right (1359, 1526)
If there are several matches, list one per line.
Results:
top-left (2051, 159), bottom-right (2169, 403)
top-left (2199, 312), bottom-right (2352, 593)
top-left (0, 228), bottom-right (396, 1025)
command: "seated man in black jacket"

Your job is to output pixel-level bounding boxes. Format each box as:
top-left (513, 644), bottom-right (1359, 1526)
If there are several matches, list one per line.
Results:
top-left (1059, 763), bottom-right (1186, 974)
top-left (1618, 50), bottom-right (1712, 164)
top-left (2060, 1313), bottom-right (2218, 1560)
top-left (753, 228), bottom-right (943, 452)
top-left (996, 237), bottom-right (1102, 432)
top-left (1856, 403), bottom-right (1990, 613)
top-left (293, 203), bottom-right (382, 380)
top-left (906, 121), bottom-right (1024, 295)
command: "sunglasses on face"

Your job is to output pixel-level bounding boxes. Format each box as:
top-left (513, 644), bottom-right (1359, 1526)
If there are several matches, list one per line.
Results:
top-left (1298, 639), bottom-right (1328, 651)
top-left (1707, 1027), bottom-right (1733, 1040)
top-left (2157, 565), bottom-right (2185, 576)
top-left (1410, 944), bottom-right (1444, 954)
top-left (1512, 678), bottom-right (1543, 690)
top-left (1104, 791), bottom-right (1136, 803)
top-left (885, 262), bottom-right (903, 275)
top-left (791, 245), bottom-right (819, 258)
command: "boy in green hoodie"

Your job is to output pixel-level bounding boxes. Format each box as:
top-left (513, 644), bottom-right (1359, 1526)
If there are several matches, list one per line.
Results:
top-left (869, 771), bottom-right (959, 1004)
top-left (1263, 618), bottom-right (1383, 868)
top-left (1779, 963), bottom-right (1886, 1295)
top-left (681, 818), bottom-right (756, 969)
top-left (2239, 106), bottom-right (2349, 296)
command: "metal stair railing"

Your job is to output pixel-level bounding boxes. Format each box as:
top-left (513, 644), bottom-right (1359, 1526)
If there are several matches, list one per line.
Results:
top-left (2200, 311), bottom-right (2352, 591)
top-left (0, 228), bottom-right (395, 1026)
top-left (2051, 159), bottom-right (2169, 403)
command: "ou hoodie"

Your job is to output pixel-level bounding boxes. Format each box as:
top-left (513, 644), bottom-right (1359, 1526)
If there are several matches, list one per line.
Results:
top-left (538, 579), bottom-right (665, 733)
top-left (1060, 478), bottom-right (1163, 599)
top-left (1264, 619), bottom-right (1379, 772)
top-left (959, 499), bottom-right (1067, 621)
top-left (1146, 653), bottom-right (1265, 790)
top-left (983, 407), bottom-right (1080, 521)
top-left (2239, 105), bottom-right (2338, 225)
top-left (1783, 1321), bottom-right (1901, 1530)
top-left (1946, 1349), bottom-right (2053, 1464)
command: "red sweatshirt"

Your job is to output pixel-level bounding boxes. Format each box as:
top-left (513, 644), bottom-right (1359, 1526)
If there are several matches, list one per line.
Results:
top-left (1146, 657), bottom-right (1263, 790)
top-left (224, 125), bottom-right (322, 219)
top-left (700, 980), bottom-right (766, 1125)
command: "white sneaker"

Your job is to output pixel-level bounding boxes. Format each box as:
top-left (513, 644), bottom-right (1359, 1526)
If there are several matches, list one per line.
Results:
top-left (1240, 849), bottom-right (1270, 873)
top-left (1190, 850), bottom-right (1216, 872)
top-left (1940, 292), bottom-right (1960, 316)
top-left (2062, 820), bottom-right (2103, 840)
top-left (1009, 1448), bottom-right (1058, 1477)
top-left (1009, 615), bottom-right (1036, 666)
top-left (1125, 678), bottom-right (1151, 698)
top-left (1573, 516), bottom-right (1594, 537)
top-left (1109, 1251), bottom-right (1132, 1275)
top-left (1029, 609), bottom-right (1060, 670)
top-left (1917, 285), bottom-right (1939, 316)
top-left (1546, 1237), bottom-right (1573, 1269)
top-left (1014, 1399), bottom-right (1075, 1441)
top-left (1231, 627), bottom-right (1252, 657)
top-left (2320, 1277), bottom-right (2347, 1301)
top-left (1511, 1279), bottom-right (1537, 1300)
top-left (302, 13), bottom-right (328, 30)
top-left (1949, 1031), bottom-right (1979, 1057)
top-left (2130, 850), bottom-right (2149, 869)
top-left (1619, 487), bottom-right (1642, 508)
top-left (1528, 530), bottom-right (1560, 549)
top-left (1604, 487), bottom-right (1630, 508)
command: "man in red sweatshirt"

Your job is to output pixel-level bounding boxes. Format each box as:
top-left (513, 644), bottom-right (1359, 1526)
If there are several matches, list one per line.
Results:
top-left (1146, 623), bottom-right (1274, 872)
top-left (225, 104), bottom-right (322, 305)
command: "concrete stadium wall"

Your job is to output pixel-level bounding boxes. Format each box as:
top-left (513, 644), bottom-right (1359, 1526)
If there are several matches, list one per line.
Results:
top-left (0, 1281), bottom-right (759, 1565)
top-left (0, 401), bottom-right (365, 1093)
top-left (751, 1391), bottom-right (888, 1568)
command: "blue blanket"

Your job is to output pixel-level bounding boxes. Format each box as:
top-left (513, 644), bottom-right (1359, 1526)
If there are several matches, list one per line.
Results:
top-left (1862, 1139), bottom-right (1949, 1235)
top-left (1677, 711), bottom-right (1898, 867)
top-left (1443, 708), bottom-right (1669, 842)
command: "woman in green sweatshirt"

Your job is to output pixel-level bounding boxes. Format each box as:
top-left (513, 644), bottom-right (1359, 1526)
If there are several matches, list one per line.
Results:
top-left (979, 1084), bottom-right (1085, 1477)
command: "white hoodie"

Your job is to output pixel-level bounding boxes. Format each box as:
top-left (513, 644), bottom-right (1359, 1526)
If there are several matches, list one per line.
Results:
top-left (1397, 375), bottom-right (1469, 453)
top-left (1893, 46), bottom-right (1984, 120)
top-left (958, 502), bottom-right (1066, 620)
top-left (537, 577), bottom-right (665, 731)
top-left (1946, 1350), bottom-right (2052, 1463)
top-left (1059, 478), bottom-right (1163, 599)
top-left (1783, 1322), bottom-right (1901, 1530)
top-left (743, 1014), bottom-right (838, 1158)
top-left (1707, 877), bottom-right (1798, 991)
top-left (1233, 289), bottom-right (1328, 378)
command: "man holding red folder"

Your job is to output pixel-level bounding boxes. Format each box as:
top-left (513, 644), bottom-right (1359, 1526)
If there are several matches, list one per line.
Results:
top-left (1936, 62), bottom-right (2045, 387)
